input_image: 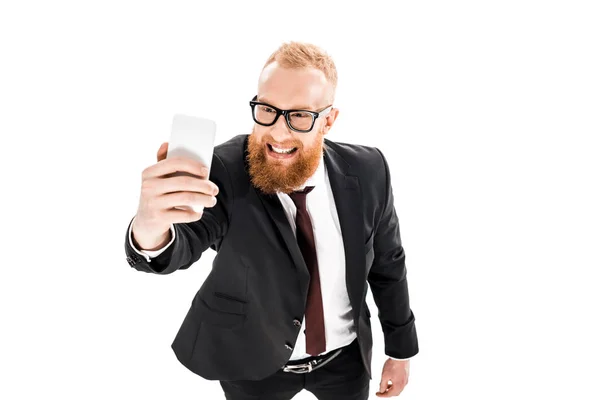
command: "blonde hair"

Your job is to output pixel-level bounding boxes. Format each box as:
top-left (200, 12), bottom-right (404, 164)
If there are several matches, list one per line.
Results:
top-left (263, 41), bottom-right (338, 101)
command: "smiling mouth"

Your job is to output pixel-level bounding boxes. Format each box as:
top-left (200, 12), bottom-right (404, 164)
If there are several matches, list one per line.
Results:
top-left (267, 143), bottom-right (298, 155)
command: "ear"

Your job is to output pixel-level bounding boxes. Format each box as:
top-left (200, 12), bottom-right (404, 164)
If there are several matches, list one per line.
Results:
top-left (323, 108), bottom-right (339, 135)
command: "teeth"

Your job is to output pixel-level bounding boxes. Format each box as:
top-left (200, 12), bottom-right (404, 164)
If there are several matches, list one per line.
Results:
top-left (271, 145), bottom-right (296, 154)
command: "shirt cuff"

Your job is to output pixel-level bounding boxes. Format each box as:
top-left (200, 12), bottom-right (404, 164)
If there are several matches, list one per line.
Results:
top-left (388, 356), bottom-right (412, 361)
top-left (128, 216), bottom-right (175, 262)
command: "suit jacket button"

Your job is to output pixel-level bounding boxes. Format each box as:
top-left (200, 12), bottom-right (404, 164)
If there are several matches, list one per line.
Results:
top-left (293, 319), bottom-right (301, 327)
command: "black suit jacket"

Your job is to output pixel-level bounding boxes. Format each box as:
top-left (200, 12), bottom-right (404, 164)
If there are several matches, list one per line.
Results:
top-left (124, 134), bottom-right (418, 381)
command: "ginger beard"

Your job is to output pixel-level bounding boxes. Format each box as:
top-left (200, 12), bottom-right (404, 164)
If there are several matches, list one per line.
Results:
top-left (246, 126), bottom-right (325, 195)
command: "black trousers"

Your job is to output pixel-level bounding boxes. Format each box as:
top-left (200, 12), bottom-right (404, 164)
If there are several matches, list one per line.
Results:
top-left (219, 339), bottom-right (370, 400)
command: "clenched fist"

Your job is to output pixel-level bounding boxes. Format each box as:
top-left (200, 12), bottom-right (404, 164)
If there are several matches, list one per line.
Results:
top-left (131, 142), bottom-right (219, 250)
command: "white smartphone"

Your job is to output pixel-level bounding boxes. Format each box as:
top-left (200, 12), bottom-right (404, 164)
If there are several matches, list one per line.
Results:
top-left (166, 114), bottom-right (217, 213)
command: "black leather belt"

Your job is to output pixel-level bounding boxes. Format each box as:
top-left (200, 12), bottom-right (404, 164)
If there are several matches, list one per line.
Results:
top-left (282, 347), bottom-right (344, 374)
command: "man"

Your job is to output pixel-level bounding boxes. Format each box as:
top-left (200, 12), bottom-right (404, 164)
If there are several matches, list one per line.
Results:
top-left (124, 41), bottom-right (419, 399)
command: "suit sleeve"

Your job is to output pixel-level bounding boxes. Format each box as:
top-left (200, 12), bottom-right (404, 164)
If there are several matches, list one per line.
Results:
top-left (367, 148), bottom-right (419, 359)
top-left (124, 152), bottom-right (233, 275)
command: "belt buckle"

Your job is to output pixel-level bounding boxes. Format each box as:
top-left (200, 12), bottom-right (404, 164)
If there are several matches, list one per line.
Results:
top-left (283, 360), bottom-right (316, 374)
top-left (282, 347), bottom-right (344, 374)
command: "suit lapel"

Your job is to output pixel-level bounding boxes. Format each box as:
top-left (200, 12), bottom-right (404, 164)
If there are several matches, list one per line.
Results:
top-left (255, 189), bottom-right (311, 295)
top-left (246, 134), bottom-right (311, 295)
top-left (323, 140), bottom-right (364, 317)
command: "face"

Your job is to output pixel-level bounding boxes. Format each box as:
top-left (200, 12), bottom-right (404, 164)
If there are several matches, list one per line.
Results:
top-left (247, 62), bottom-right (339, 194)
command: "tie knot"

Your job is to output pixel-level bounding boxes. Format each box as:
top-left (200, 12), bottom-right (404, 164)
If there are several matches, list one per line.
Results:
top-left (289, 186), bottom-right (314, 209)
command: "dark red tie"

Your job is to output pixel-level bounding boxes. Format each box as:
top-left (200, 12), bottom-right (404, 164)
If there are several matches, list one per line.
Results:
top-left (289, 186), bottom-right (326, 356)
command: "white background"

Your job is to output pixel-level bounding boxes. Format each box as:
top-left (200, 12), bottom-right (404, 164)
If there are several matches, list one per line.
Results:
top-left (1, 1), bottom-right (599, 399)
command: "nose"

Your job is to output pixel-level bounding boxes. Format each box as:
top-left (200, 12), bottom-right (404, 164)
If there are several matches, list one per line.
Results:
top-left (269, 114), bottom-right (294, 143)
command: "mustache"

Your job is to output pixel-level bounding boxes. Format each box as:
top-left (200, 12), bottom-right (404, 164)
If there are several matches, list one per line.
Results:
top-left (261, 135), bottom-right (302, 149)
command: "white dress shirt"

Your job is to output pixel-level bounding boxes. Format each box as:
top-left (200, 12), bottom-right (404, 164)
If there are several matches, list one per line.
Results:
top-left (128, 155), bottom-right (410, 361)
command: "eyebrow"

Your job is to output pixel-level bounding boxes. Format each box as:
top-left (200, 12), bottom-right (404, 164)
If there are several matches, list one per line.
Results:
top-left (257, 97), bottom-right (314, 111)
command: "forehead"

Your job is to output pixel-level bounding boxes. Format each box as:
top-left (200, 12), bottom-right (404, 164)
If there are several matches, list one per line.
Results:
top-left (257, 61), bottom-right (331, 110)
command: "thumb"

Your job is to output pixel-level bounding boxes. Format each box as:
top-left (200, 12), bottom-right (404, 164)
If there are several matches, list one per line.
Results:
top-left (157, 142), bottom-right (168, 162)
top-left (379, 376), bottom-right (388, 393)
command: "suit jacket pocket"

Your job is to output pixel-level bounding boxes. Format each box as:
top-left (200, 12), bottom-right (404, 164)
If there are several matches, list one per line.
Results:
top-left (197, 293), bottom-right (246, 329)
top-left (213, 292), bottom-right (247, 313)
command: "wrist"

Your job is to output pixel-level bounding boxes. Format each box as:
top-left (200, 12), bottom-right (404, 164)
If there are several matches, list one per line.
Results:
top-left (131, 220), bottom-right (171, 250)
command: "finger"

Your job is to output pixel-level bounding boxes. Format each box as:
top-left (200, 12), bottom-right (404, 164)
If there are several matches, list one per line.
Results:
top-left (157, 142), bottom-right (168, 162)
top-left (379, 378), bottom-right (389, 394)
top-left (163, 207), bottom-right (203, 224)
top-left (143, 157), bottom-right (209, 180)
top-left (145, 175), bottom-right (219, 197)
top-left (158, 191), bottom-right (217, 210)
top-left (386, 380), bottom-right (406, 397)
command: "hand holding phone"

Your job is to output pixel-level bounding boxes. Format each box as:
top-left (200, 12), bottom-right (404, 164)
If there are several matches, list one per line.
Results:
top-left (132, 114), bottom-right (219, 250)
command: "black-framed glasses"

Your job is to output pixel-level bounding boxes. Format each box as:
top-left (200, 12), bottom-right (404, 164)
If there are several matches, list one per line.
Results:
top-left (249, 95), bottom-right (332, 133)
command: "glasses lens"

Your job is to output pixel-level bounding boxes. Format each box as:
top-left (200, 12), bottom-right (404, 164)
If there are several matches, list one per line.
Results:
top-left (253, 104), bottom-right (278, 125)
top-left (288, 111), bottom-right (314, 131)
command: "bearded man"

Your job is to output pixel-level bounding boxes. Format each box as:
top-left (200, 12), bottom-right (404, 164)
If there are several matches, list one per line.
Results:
top-left (125, 41), bottom-right (419, 400)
